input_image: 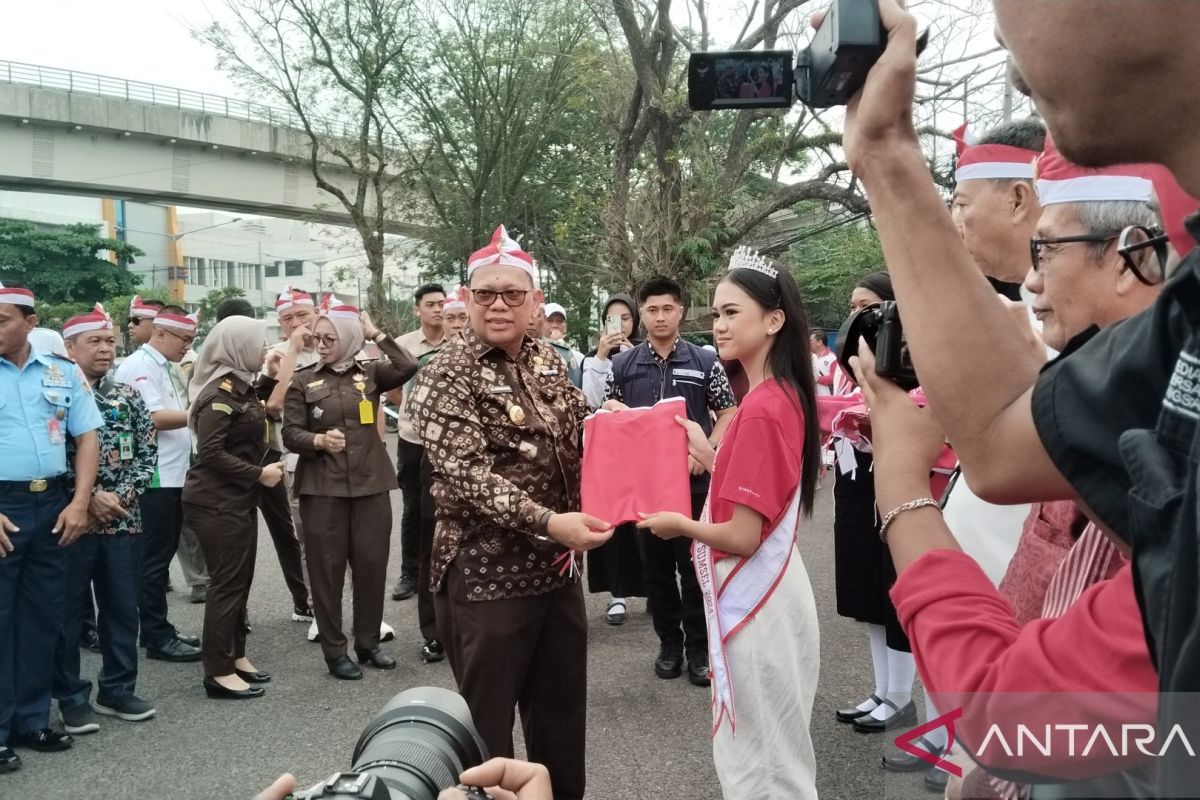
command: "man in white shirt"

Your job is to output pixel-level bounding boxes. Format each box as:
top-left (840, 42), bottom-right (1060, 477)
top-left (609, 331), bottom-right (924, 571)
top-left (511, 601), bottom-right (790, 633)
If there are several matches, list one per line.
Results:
top-left (810, 331), bottom-right (836, 396)
top-left (114, 306), bottom-right (202, 663)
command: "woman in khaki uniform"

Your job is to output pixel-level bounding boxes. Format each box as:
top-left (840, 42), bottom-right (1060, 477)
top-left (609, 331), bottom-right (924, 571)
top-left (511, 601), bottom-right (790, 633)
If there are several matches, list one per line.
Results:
top-left (184, 316), bottom-right (283, 700)
top-left (282, 300), bottom-right (417, 680)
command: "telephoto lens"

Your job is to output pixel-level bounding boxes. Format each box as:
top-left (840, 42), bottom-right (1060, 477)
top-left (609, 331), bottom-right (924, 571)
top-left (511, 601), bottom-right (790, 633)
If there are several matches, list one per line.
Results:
top-left (312, 687), bottom-right (489, 800)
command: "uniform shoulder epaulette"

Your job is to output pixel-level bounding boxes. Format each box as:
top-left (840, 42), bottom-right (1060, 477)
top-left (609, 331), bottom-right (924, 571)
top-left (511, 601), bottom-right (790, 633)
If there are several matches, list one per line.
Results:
top-left (295, 362), bottom-right (319, 373)
top-left (47, 352), bottom-right (77, 364)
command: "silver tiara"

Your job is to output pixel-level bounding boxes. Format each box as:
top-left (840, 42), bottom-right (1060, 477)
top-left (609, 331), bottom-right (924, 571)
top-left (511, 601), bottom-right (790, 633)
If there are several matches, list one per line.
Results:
top-left (729, 245), bottom-right (777, 279)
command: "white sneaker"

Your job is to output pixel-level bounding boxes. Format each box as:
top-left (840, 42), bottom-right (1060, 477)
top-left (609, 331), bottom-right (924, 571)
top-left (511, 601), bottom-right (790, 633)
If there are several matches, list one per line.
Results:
top-left (307, 620), bottom-right (319, 642)
top-left (380, 622), bottom-right (395, 642)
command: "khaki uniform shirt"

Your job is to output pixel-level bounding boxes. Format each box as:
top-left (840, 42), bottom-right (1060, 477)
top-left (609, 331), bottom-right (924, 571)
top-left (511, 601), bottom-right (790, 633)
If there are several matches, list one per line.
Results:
top-left (394, 328), bottom-right (446, 444)
top-left (410, 328), bottom-right (590, 601)
top-left (282, 336), bottom-right (417, 498)
top-left (182, 374), bottom-right (271, 512)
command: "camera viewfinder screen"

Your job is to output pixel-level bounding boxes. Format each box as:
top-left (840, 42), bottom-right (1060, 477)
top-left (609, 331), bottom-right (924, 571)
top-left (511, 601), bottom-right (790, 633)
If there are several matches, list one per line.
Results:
top-left (706, 54), bottom-right (791, 108)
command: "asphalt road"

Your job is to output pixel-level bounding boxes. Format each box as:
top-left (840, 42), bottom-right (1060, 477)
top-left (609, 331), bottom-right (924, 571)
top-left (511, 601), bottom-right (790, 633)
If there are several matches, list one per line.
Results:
top-left (9, 481), bottom-right (935, 800)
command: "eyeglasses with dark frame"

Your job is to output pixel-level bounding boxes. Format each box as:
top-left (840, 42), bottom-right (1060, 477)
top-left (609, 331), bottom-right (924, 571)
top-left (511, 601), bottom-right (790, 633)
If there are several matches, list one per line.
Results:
top-left (313, 334), bottom-right (339, 347)
top-left (470, 288), bottom-right (532, 308)
top-left (161, 327), bottom-right (196, 346)
top-left (1029, 225), bottom-right (1169, 285)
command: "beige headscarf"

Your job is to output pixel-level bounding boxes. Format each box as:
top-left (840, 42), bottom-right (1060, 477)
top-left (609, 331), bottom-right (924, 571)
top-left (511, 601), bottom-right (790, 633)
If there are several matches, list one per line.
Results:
top-left (188, 316), bottom-right (267, 429)
top-left (315, 314), bottom-right (364, 373)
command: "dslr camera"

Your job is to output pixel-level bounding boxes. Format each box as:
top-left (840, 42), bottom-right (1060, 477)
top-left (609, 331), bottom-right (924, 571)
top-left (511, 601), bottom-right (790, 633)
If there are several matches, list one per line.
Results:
top-left (687, 0), bottom-right (927, 111)
top-left (834, 301), bottom-right (919, 391)
top-left (293, 687), bottom-right (490, 800)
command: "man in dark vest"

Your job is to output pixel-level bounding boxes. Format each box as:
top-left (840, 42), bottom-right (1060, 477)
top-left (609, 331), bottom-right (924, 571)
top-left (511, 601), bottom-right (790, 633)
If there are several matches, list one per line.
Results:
top-left (595, 276), bottom-right (737, 685)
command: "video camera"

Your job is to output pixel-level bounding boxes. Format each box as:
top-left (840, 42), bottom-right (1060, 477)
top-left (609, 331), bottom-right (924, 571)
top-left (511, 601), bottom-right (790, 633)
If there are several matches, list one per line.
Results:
top-left (834, 301), bottom-right (919, 391)
top-left (291, 687), bottom-right (490, 800)
top-left (687, 0), bottom-right (927, 111)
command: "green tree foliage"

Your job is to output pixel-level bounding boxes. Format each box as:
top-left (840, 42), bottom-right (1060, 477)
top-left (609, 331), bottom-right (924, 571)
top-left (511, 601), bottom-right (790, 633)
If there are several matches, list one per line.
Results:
top-left (0, 219), bottom-right (144, 308)
top-left (196, 287), bottom-right (253, 335)
top-left (788, 220), bottom-right (885, 330)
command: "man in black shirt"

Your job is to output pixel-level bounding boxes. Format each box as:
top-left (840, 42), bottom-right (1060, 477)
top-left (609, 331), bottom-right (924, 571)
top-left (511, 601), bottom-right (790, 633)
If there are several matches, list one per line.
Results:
top-left (832, 0), bottom-right (1200, 793)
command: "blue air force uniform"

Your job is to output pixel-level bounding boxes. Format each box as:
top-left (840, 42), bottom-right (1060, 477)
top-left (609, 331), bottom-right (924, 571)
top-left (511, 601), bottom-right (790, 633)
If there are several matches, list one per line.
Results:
top-left (0, 344), bottom-right (103, 746)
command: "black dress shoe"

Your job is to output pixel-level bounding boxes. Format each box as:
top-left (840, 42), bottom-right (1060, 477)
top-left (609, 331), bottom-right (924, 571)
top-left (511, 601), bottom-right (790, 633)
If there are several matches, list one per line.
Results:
top-left (10, 729), bottom-right (74, 752)
top-left (391, 577), bottom-right (416, 601)
top-left (0, 747), bottom-right (20, 773)
top-left (326, 655), bottom-right (363, 681)
top-left (686, 651), bottom-right (710, 687)
top-left (654, 643), bottom-right (684, 679)
top-left (176, 633), bottom-right (201, 648)
top-left (420, 639), bottom-right (445, 664)
top-left (836, 693), bottom-right (883, 723)
top-left (853, 699), bottom-right (918, 733)
top-left (882, 736), bottom-right (946, 773)
top-left (925, 766), bottom-right (950, 793)
top-left (81, 628), bottom-right (101, 653)
top-left (146, 637), bottom-right (202, 663)
top-left (203, 677), bottom-right (265, 700)
top-left (235, 668), bottom-right (272, 684)
top-left (356, 647), bottom-right (396, 670)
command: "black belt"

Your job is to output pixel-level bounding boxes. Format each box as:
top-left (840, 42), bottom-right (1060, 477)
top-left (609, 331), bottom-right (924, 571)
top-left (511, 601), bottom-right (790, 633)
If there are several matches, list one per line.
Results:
top-left (0, 477), bottom-right (67, 494)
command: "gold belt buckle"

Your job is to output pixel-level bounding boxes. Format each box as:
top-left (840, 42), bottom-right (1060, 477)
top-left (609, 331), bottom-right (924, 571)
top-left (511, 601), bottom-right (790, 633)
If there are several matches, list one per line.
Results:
top-left (29, 479), bottom-right (48, 492)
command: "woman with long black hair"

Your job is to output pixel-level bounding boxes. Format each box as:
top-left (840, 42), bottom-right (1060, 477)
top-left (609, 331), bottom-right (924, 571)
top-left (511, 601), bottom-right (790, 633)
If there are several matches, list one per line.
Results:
top-left (637, 248), bottom-right (821, 799)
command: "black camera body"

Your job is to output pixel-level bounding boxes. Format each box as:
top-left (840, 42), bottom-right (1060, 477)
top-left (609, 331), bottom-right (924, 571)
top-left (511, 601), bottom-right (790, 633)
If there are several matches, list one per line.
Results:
top-left (687, 0), bottom-right (926, 111)
top-left (834, 301), bottom-right (919, 391)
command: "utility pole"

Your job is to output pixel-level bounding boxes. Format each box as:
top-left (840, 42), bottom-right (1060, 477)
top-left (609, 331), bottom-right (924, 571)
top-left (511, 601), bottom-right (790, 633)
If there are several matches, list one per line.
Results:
top-left (1002, 53), bottom-right (1015, 122)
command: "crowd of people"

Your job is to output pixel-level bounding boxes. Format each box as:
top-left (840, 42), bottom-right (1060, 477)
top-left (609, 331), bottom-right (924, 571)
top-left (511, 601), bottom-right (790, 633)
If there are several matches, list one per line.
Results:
top-left (6, 1), bottom-right (1200, 798)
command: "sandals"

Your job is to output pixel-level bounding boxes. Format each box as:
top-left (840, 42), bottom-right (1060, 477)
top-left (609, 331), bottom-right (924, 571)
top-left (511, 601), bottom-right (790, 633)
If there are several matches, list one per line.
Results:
top-left (606, 598), bottom-right (628, 626)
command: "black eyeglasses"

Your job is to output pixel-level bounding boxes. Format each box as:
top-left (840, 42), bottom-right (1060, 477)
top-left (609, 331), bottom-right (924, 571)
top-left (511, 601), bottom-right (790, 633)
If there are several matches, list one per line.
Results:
top-left (313, 334), bottom-right (338, 346)
top-left (1029, 231), bottom-right (1121, 273)
top-left (1030, 226), bottom-right (1169, 285)
top-left (1116, 225), bottom-right (1169, 285)
top-left (470, 288), bottom-right (531, 308)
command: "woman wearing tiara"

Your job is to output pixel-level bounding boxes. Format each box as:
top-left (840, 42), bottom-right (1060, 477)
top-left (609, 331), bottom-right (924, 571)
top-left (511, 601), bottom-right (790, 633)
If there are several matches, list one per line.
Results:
top-left (636, 248), bottom-right (821, 799)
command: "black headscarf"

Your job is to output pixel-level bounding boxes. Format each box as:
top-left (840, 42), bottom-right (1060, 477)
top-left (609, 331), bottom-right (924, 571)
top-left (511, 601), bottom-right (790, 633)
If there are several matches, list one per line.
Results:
top-left (587, 293), bottom-right (642, 357)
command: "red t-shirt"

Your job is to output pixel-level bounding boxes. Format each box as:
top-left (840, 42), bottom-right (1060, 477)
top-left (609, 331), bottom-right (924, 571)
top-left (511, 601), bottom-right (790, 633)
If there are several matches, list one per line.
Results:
top-left (708, 379), bottom-right (805, 560)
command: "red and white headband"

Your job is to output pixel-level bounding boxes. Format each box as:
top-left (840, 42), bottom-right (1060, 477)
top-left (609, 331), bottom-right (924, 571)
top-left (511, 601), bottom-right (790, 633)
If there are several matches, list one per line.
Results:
top-left (276, 285), bottom-right (315, 312)
top-left (319, 292), bottom-right (360, 320)
top-left (63, 303), bottom-right (114, 339)
top-left (467, 225), bottom-right (536, 280)
top-left (0, 281), bottom-right (35, 308)
top-left (155, 309), bottom-right (200, 334)
top-left (953, 123), bottom-right (1038, 182)
top-left (130, 295), bottom-right (159, 319)
top-left (443, 286), bottom-right (467, 312)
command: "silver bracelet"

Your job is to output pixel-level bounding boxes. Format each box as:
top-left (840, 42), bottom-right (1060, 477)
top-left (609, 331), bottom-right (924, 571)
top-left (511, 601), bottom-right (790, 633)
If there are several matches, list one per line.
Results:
top-left (879, 497), bottom-right (941, 541)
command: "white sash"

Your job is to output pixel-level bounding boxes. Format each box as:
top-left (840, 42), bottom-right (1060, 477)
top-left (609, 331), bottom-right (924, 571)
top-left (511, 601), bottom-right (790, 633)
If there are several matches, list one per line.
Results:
top-left (694, 485), bottom-right (802, 736)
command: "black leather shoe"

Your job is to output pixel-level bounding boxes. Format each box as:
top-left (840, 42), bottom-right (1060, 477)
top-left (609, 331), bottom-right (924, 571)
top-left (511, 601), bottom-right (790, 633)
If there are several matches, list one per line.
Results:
top-left (420, 639), bottom-right (445, 664)
top-left (146, 637), bottom-right (202, 663)
top-left (836, 693), bottom-right (883, 723)
top-left (10, 729), bottom-right (73, 752)
top-left (654, 643), bottom-right (684, 679)
top-left (882, 736), bottom-right (946, 773)
top-left (235, 668), bottom-right (272, 684)
top-left (925, 767), bottom-right (950, 793)
top-left (686, 651), bottom-right (710, 687)
top-left (175, 633), bottom-right (201, 648)
top-left (391, 577), bottom-right (416, 601)
top-left (326, 655), bottom-right (363, 681)
top-left (203, 677), bottom-right (265, 700)
top-left (853, 699), bottom-right (918, 733)
top-left (0, 747), bottom-right (20, 773)
top-left (356, 647), bottom-right (396, 670)
top-left (82, 628), bottom-right (101, 653)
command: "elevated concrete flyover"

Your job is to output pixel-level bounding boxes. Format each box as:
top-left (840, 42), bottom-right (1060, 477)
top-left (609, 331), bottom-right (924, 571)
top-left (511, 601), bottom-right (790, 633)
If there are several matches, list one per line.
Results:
top-left (0, 60), bottom-right (428, 237)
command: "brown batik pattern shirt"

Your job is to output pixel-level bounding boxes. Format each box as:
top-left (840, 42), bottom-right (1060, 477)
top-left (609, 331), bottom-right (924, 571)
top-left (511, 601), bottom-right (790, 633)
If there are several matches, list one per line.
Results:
top-left (410, 327), bottom-right (590, 601)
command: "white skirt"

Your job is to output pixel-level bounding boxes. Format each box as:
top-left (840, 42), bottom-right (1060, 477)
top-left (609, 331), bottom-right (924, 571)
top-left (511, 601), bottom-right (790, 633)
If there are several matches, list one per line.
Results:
top-left (711, 543), bottom-right (820, 800)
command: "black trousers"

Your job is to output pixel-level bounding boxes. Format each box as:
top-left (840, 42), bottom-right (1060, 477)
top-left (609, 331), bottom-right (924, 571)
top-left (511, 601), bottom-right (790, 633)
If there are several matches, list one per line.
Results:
top-left (435, 567), bottom-right (587, 800)
top-left (137, 488), bottom-right (183, 648)
top-left (395, 439), bottom-right (424, 583)
top-left (187, 505), bottom-right (257, 677)
top-left (417, 453), bottom-right (438, 642)
top-left (258, 478), bottom-right (309, 610)
top-left (639, 492), bottom-right (707, 654)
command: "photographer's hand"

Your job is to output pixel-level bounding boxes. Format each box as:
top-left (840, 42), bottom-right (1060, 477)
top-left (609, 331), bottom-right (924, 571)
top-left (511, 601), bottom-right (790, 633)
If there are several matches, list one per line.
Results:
top-left (254, 773), bottom-right (296, 800)
top-left (436, 758), bottom-right (554, 800)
